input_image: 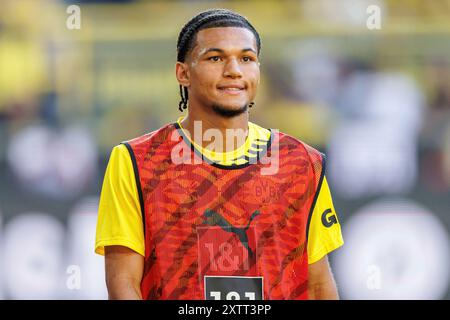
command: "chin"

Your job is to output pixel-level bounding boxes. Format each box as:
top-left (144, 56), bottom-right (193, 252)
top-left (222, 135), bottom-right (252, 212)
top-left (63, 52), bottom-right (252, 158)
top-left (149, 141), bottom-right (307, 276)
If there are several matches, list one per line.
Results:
top-left (211, 102), bottom-right (249, 118)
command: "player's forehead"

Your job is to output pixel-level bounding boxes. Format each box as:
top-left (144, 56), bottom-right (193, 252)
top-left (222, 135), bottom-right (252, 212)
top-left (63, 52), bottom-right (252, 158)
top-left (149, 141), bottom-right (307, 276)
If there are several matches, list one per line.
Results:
top-left (191, 27), bottom-right (257, 57)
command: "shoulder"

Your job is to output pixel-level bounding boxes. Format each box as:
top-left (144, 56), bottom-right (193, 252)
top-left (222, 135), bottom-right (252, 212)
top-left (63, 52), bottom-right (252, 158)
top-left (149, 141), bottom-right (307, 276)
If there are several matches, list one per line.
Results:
top-left (250, 121), bottom-right (325, 166)
top-left (124, 122), bottom-right (177, 149)
top-left (274, 129), bottom-right (325, 165)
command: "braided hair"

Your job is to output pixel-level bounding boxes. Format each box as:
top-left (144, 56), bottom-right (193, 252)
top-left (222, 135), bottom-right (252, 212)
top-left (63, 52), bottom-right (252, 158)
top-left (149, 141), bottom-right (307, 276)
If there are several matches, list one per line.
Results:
top-left (176, 9), bottom-right (261, 111)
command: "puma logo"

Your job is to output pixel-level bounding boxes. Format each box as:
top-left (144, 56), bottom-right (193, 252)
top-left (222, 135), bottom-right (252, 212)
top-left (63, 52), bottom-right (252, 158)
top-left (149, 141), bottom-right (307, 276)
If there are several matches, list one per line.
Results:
top-left (203, 209), bottom-right (260, 257)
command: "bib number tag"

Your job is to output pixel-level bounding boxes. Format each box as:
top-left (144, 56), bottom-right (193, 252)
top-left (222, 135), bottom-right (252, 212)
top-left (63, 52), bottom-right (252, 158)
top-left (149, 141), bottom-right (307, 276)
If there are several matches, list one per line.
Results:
top-left (205, 276), bottom-right (264, 300)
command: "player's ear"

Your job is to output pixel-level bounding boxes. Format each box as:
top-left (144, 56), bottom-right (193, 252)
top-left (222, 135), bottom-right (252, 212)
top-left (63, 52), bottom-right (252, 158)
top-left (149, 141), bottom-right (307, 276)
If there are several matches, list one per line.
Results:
top-left (175, 62), bottom-right (190, 87)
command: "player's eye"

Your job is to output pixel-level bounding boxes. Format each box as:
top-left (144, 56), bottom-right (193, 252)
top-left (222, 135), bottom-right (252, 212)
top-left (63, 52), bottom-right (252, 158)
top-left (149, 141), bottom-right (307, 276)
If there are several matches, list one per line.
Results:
top-left (242, 56), bottom-right (254, 62)
top-left (208, 56), bottom-right (221, 62)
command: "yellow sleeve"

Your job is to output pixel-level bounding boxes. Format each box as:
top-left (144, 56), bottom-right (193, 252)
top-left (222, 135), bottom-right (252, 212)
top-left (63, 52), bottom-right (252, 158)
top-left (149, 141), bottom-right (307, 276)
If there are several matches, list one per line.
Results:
top-left (95, 144), bottom-right (145, 257)
top-left (307, 176), bottom-right (344, 264)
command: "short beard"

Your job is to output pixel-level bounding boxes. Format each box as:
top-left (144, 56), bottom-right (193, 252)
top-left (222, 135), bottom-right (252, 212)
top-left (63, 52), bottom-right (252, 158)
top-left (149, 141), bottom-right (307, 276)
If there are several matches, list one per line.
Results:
top-left (212, 103), bottom-right (249, 118)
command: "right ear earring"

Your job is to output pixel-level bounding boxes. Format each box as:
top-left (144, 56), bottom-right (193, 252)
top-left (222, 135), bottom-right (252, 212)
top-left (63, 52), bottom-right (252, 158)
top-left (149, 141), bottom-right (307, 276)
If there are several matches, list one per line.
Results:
top-left (178, 85), bottom-right (188, 112)
top-left (179, 100), bottom-right (187, 112)
top-left (249, 102), bottom-right (254, 108)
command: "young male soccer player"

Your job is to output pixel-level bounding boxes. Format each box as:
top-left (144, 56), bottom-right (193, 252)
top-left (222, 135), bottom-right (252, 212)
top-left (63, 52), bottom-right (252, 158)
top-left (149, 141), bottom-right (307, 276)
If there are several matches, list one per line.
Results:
top-left (95, 8), bottom-right (344, 300)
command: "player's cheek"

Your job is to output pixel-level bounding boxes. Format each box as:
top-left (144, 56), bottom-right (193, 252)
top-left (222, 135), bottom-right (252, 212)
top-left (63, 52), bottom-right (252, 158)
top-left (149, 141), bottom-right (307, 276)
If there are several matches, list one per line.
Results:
top-left (249, 75), bottom-right (259, 95)
top-left (248, 67), bottom-right (260, 86)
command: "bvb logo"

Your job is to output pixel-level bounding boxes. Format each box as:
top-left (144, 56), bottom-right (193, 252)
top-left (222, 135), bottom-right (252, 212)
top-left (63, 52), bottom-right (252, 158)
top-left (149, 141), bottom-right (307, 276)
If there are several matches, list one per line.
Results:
top-left (253, 178), bottom-right (281, 204)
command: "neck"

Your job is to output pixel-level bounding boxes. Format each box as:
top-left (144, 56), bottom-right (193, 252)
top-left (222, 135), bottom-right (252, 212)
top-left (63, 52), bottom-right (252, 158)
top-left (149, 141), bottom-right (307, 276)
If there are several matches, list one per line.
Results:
top-left (180, 104), bottom-right (249, 153)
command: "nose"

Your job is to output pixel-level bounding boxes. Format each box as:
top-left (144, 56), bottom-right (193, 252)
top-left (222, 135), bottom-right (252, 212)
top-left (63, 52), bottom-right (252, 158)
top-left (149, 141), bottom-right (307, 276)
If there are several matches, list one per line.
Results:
top-left (223, 58), bottom-right (242, 78)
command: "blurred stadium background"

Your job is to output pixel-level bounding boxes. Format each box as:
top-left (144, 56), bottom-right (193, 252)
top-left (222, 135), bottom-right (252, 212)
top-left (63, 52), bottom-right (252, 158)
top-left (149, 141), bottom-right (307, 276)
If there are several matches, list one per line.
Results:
top-left (0, 0), bottom-right (449, 299)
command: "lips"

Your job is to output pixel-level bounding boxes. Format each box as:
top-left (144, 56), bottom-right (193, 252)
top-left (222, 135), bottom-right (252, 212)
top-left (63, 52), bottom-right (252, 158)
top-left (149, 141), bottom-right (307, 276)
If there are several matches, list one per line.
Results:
top-left (217, 84), bottom-right (246, 94)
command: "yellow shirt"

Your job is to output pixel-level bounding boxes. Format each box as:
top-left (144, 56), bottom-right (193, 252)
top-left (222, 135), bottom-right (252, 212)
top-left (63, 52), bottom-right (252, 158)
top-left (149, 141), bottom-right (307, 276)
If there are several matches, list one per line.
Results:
top-left (95, 120), bottom-right (344, 264)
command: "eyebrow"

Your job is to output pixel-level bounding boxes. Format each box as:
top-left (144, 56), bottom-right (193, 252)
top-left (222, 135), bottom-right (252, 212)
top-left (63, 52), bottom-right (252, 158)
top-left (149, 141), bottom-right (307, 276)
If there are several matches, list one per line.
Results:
top-left (202, 48), bottom-right (257, 55)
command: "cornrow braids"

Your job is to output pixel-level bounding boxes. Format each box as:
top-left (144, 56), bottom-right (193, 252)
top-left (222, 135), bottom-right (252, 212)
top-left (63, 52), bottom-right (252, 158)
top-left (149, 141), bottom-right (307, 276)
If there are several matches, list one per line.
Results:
top-left (176, 8), bottom-right (261, 111)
